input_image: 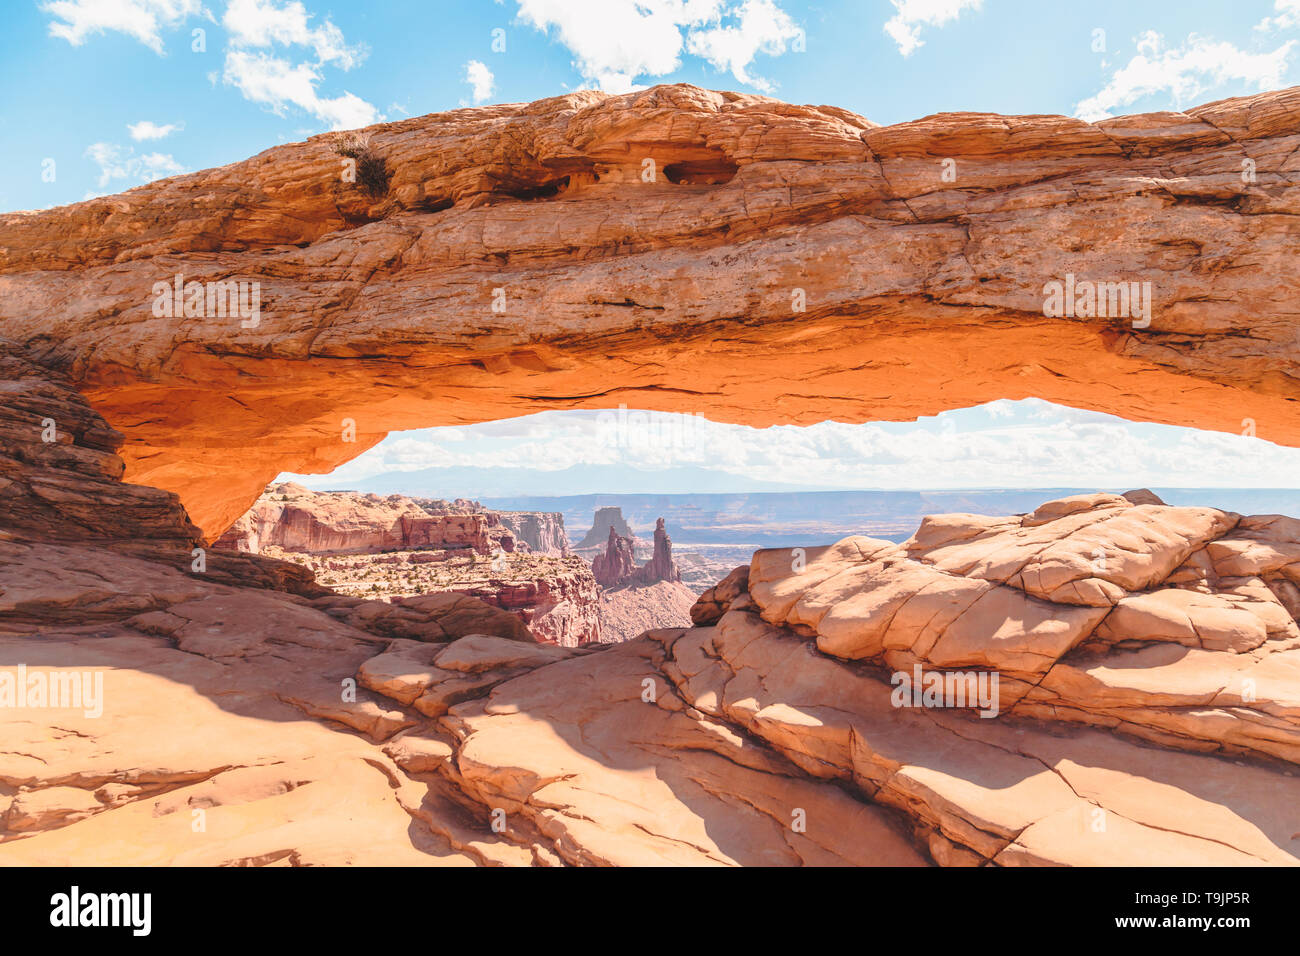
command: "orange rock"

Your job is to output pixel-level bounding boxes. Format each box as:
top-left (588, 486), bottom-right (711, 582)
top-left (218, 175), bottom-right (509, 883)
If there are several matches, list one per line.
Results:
top-left (2, 85), bottom-right (1298, 539)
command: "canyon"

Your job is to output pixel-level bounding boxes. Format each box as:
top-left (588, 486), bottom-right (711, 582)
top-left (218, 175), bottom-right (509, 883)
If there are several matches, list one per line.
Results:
top-left (2, 84), bottom-right (1300, 866)
top-left (214, 485), bottom-right (690, 647)
top-left (218, 482), bottom-right (525, 555)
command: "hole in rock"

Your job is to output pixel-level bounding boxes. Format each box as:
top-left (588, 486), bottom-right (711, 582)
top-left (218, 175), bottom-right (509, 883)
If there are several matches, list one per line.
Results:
top-left (662, 158), bottom-right (739, 185)
top-left (496, 176), bottom-right (571, 201)
top-left (414, 195), bottom-right (454, 214)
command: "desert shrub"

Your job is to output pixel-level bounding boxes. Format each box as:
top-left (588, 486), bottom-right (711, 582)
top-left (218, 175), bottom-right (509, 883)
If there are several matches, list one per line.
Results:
top-left (333, 133), bottom-right (391, 199)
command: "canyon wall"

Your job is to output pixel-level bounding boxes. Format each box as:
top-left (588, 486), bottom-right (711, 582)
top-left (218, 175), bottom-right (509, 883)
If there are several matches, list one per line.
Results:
top-left (215, 484), bottom-right (597, 644)
top-left (438, 559), bottom-right (602, 647)
top-left (217, 483), bottom-right (515, 555)
top-left (5, 85), bottom-right (1300, 866)
top-left (495, 510), bottom-right (569, 555)
top-left (2, 85), bottom-right (1298, 538)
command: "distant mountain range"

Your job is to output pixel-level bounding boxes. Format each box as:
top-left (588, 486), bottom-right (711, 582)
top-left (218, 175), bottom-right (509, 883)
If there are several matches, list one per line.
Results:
top-left (317, 464), bottom-right (840, 498)
top-left (486, 488), bottom-right (1300, 548)
top-left (301, 468), bottom-right (1300, 550)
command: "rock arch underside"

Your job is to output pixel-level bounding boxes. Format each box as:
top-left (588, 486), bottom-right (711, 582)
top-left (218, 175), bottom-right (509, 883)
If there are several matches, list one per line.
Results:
top-left (3, 85), bottom-right (1300, 866)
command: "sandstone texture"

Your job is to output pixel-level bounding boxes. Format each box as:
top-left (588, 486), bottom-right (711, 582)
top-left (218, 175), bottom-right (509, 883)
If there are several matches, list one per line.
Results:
top-left (270, 547), bottom-right (601, 646)
top-left (5, 85), bottom-right (1299, 539)
top-left (218, 482), bottom-right (516, 555)
top-left (597, 579), bottom-right (698, 644)
top-left (495, 510), bottom-right (569, 555)
top-left (429, 558), bottom-right (601, 647)
top-left (6, 372), bottom-right (1300, 865)
top-left (591, 525), bottom-right (637, 586)
top-left (217, 484), bottom-right (599, 645)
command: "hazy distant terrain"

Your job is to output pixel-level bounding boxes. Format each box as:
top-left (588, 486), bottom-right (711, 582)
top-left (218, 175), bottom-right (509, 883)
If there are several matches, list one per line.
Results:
top-left (482, 488), bottom-right (1300, 550)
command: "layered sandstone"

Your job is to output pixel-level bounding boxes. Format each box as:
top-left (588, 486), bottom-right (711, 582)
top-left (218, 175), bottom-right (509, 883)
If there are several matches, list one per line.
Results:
top-left (439, 557), bottom-right (601, 647)
top-left (495, 511), bottom-right (569, 555)
top-left (215, 485), bottom-right (596, 645)
top-left (218, 483), bottom-right (516, 555)
top-left (5, 82), bottom-right (1300, 867)
top-left (4, 85), bottom-right (1299, 539)
top-left (644, 517), bottom-right (682, 584)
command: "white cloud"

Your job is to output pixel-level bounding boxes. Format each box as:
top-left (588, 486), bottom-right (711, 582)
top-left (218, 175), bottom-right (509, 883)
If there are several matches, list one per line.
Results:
top-left (298, 399), bottom-right (1300, 492)
top-left (1075, 30), bottom-right (1296, 121)
top-left (127, 119), bottom-right (183, 140)
top-left (220, 0), bottom-right (379, 130)
top-left (463, 60), bottom-right (495, 104)
top-left (42, 0), bottom-right (203, 54)
top-left (684, 0), bottom-right (802, 92)
top-left (222, 49), bottom-right (378, 129)
top-left (513, 0), bottom-right (800, 93)
top-left (44, 0), bottom-right (380, 132)
top-left (85, 142), bottom-right (185, 187)
top-left (222, 0), bottom-right (364, 67)
top-left (883, 0), bottom-right (983, 57)
top-left (1257, 0), bottom-right (1300, 32)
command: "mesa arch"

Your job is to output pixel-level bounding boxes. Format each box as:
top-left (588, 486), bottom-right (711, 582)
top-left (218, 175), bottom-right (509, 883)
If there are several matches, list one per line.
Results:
top-left (1, 84), bottom-right (1298, 539)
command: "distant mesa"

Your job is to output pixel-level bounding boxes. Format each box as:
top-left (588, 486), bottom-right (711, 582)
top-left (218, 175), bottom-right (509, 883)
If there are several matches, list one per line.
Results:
top-left (577, 506), bottom-right (635, 549)
top-left (218, 482), bottom-right (569, 557)
top-left (214, 483), bottom-right (596, 646)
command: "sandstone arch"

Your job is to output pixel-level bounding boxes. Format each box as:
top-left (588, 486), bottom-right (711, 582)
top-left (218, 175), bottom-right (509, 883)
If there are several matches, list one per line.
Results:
top-left (2, 84), bottom-right (1298, 539)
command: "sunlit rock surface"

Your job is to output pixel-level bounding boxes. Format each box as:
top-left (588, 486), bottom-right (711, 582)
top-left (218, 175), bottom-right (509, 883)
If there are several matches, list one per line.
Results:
top-left (3, 85), bottom-right (1299, 538)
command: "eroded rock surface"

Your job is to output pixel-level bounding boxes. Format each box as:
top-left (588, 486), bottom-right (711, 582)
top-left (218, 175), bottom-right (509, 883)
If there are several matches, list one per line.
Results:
top-left (5, 383), bottom-right (1300, 866)
top-left (218, 482), bottom-right (517, 555)
top-left (3, 85), bottom-right (1299, 537)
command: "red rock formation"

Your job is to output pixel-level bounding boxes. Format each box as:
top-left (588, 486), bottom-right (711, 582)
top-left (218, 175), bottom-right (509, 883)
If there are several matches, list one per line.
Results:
top-left (598, 579), bottom-right (696, 643)
top-left (644, 517), bottom-right (682, 584)
top-left (0, 352), bottom-right (200, 546)
top-left (7, 84), bottom-right (1300, 867)
top-left (218, 483), bottom-right (515, 555)
top-left (7, 381), bottom-right (1300, 865)
top-left (442, 558), bottom-right (601, 647)
top-left (495, 510), bottom-right (569, 555)
top-left (690, 563), bottom-right (749, 625)
top-left (594, 517), bottom-right (681, 587)
top-left (5, 86), bottom-right (1298, 539)
top-left (591, 525), bottom-right (637, 587)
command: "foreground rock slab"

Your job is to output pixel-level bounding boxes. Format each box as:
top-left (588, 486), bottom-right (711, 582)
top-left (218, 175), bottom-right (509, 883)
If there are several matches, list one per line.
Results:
top-left (4, 338), bottom-right (1300, 865)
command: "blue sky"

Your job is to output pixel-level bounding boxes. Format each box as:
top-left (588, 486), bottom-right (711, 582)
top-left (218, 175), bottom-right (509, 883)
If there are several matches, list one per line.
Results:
top-left (6, 0), bottom-right (1299, 494)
